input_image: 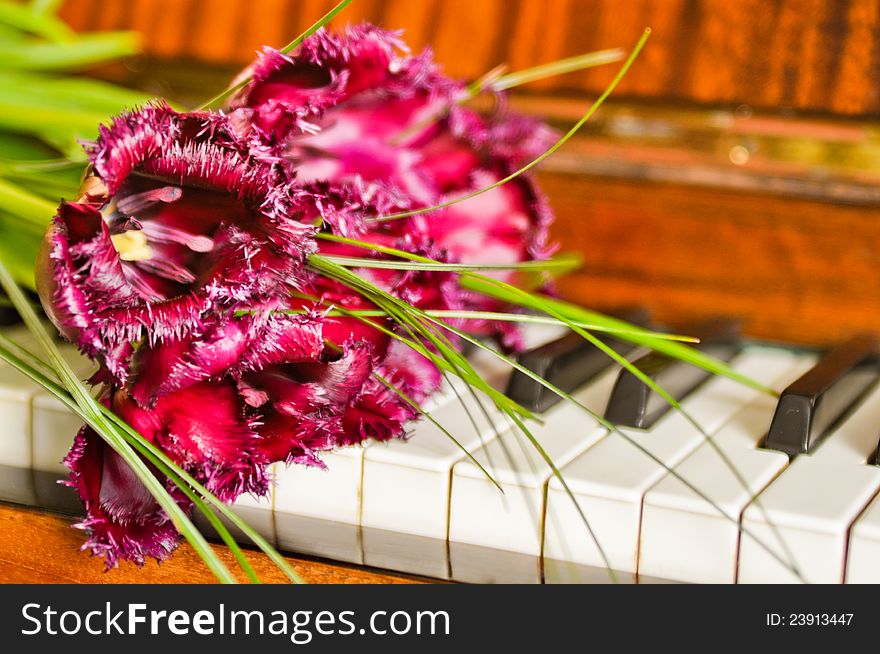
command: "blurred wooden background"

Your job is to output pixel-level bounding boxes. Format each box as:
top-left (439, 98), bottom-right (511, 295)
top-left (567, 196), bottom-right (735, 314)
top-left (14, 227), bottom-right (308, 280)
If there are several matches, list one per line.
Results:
top-left (57, 0), bottom-right (880, 345)
top-left (59, 0), bottom-right (880, 115)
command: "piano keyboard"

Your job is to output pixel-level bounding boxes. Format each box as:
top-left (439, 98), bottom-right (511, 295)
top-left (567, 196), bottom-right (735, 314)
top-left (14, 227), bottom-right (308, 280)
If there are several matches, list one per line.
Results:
top-left (1, 322), bottom-right (879, 584)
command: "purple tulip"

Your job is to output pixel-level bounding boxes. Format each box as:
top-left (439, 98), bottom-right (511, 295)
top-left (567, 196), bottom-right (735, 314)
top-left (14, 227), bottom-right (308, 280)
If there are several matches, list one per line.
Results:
top-left (37, 105), bottom-right (459, 565)
top-left (227, 24), bottom-right (557, 347)
top-left (36, 24), bottom-right (559, 568)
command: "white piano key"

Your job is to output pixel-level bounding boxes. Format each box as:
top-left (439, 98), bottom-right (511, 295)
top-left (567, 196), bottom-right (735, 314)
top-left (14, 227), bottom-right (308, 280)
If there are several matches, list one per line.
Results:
top-left (0, 365), bottom-right (38, 470)
top-left (274, 445), bottom-right (369, 564)
top-left (846, 490), bottom-right (880, 583)
top-left (639, 349), bottom-right (816, 583)
top-left (0, 327), bottom-right (92, 508)
top-left (361, 392), bottom-right (511, 577)
top-left (0, 328), bottom-right (44, 471)
top-left (739, 383), bottom-right (880, 583)
top-left (195, 463), bottom-right (277, 546)
top-left (360, 329), bottom-right (548, 578)
top-left (32, 344), bottom-right (97, 475)
top-left (271, 334), bottom-right (515, 566)
top-left (544, 348), bottom-right (790, 583)
top-left (0, 464), bottom-right (37, 506)
top-left (448, 364), bottom-right (620, 583)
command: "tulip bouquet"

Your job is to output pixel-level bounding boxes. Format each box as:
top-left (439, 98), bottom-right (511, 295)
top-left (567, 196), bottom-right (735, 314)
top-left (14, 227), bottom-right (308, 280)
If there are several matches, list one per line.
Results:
top-left (0, 1), bottom-right (763, 583)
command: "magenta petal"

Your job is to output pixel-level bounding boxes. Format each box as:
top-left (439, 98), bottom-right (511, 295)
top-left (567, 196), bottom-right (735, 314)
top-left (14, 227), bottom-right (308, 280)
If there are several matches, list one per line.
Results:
top-left (64, 425), bottom-right (182, 568)
top-left (377, 339), bottom-right (442, 403)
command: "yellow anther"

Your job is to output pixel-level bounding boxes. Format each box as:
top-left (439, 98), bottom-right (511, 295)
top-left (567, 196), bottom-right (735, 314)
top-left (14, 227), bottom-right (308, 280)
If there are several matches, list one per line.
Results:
top-left (111, 230), bottom-right (153, 262)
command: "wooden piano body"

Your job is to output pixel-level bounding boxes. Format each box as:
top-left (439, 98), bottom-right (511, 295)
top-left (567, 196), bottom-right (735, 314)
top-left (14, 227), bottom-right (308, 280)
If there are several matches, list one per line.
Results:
top-left (2, 0), bottom-right (879, 583)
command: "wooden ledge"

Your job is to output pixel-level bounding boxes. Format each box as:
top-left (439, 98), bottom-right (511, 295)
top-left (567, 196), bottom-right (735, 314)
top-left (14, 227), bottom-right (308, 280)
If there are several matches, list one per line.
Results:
top-left (0, 503), bottom-right (430, 584)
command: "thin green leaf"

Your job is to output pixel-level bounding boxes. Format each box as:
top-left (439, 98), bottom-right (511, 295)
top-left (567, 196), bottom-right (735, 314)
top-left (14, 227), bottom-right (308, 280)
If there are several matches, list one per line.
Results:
top-left (461, 276), bottom-right (775, 396)
top-left (492, 48), bottom-right (626, 91)
top-left (0, 176), bottom-right (56, 225)
top-left (319, 253), bottom-right (582, 274)
top-left (0, 0), bottom-right (74, 42)
top-left (256, 306), bottom-right (698, 342)
top-left (0, 31), bottom-right (140, 71)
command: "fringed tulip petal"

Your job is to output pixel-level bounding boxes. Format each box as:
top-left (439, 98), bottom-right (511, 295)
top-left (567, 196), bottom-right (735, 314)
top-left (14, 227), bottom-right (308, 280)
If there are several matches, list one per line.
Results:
top-left (64, 426), bottom-right (183, 568)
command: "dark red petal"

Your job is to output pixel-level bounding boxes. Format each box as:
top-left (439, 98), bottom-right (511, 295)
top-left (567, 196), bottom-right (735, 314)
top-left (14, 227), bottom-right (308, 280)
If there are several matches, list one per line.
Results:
top-left (253, 409), bottom-right (339, 467)
top-left (339, 379), bottom-right (417, 446)
top-left (115, 383), bottom-right (268, 502)
top-left (130, 319), bottom-right (252, 406)
top-left (236, 312), bottom-right (325, 372)
top-left (294, 340), bottom-right (375, 406)
top-left (64, 425), bottom-right (182, 568)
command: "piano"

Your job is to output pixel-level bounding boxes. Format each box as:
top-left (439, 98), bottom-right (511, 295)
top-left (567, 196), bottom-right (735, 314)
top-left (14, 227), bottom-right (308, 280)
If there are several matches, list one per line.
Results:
top-left (1, 316), bottom-right (879, 584)
top-left (1, 0), bottom-right (878, 584)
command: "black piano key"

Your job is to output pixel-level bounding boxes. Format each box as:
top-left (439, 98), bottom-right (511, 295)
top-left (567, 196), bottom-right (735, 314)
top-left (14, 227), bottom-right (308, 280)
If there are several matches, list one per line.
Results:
top-left (504, 308), bottom-right (651, 413)
top-left (764, 335), bottom-right (880, 458)
top-left (603, 318), bottom-right (742, 429)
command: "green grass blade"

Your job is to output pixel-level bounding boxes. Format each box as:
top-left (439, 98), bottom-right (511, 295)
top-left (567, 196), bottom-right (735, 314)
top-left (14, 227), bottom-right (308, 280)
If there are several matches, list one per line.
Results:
top-left (261, 307), bottom-right (697, 342)
top-left (492, 48), bottom-right (626, 91)
top-left (0, 0), bottom-right (74, 41)
top-left (0, 31), bottom-right (140, 71)
top-left (0, 176), bottom-right (56, 225)
top-left (319, 253), bottom-right (582, 274)
top-left (373, 371), bottom-right (503, 492)
top-left (460, 275), bottom-right (774, 395)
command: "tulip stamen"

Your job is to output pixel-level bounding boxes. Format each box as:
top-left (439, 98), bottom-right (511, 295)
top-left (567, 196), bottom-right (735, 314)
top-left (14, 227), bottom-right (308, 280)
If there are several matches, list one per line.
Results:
top-left (141, 223), bottom-right (214, 253)
top-left (111, 230), bottom-right (154, 262)
top-left (116, 185), bottom-right (184, 215)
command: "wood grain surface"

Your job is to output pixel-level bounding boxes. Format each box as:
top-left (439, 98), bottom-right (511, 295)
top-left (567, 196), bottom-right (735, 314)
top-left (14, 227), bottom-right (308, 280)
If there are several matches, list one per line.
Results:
top-left (0, 503), bottom-right (428, 583)
top-left (60, 0), bottom-right (880, 117)
top-left (540, 172), bottom-right (880, 345)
